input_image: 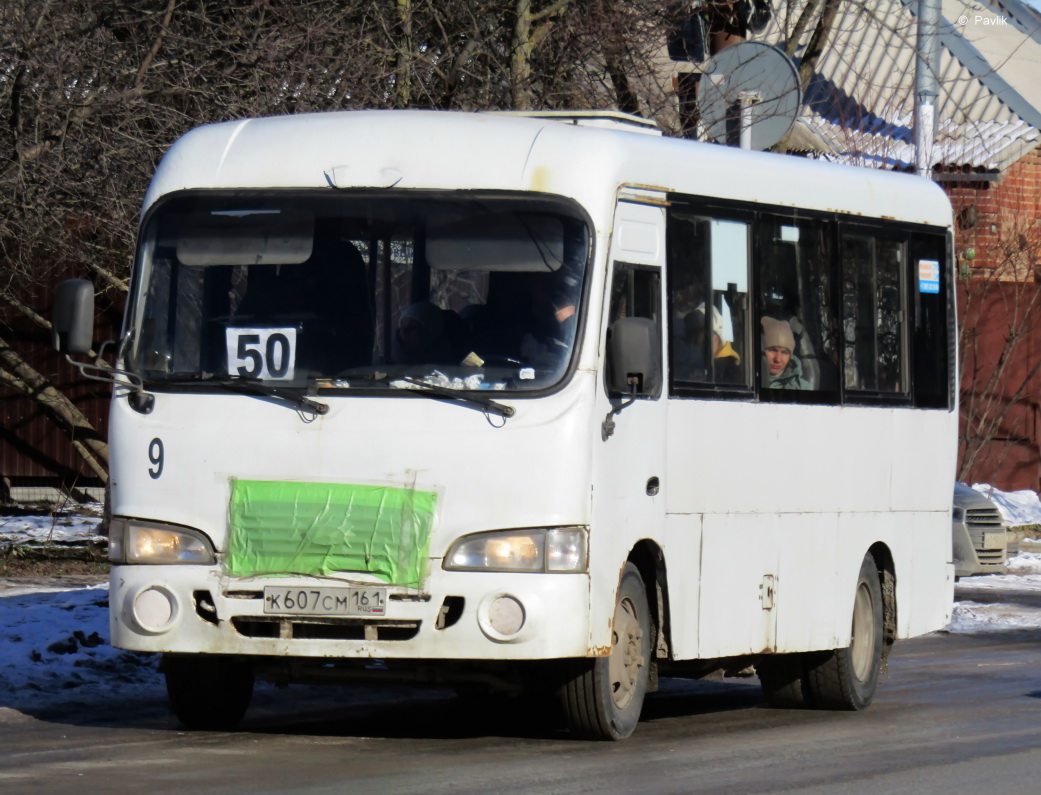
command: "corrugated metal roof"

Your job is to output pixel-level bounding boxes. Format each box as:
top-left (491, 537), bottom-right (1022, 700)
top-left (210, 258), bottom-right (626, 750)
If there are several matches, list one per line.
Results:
top-left (744, 0), bottom-right (1041, 170)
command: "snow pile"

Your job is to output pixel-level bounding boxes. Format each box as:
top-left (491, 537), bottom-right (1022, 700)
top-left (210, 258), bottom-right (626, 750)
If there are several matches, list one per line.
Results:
top-left (0, 584), bottom-right (161, 712)
top-left (1007, 550), bottom-right (1041, 575)
top-left (971, 484), bottom-right (1041, 529)
top-left (948, 597), bottom-right (1041, 633)
top-left (0, 508), bottom-right (158, 712)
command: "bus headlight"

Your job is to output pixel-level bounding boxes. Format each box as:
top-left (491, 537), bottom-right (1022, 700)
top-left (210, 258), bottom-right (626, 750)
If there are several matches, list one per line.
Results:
top-left (444, 527), bottom-right (587, 573)
top-left (109, 517), bottom-right (216, 565)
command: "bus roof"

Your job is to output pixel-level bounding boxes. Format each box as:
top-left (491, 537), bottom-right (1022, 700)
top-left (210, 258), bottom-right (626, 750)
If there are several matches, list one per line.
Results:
top-left (144, 109), bottom-right (952, 228)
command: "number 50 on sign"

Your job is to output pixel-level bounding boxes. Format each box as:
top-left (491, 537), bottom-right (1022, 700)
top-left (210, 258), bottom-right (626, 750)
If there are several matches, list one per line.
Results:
top-left (225, 327), bottom-right (297, 381)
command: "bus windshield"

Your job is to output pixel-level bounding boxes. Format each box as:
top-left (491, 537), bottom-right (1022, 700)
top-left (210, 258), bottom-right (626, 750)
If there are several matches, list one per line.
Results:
top-left (127, 191), bottom-right (591, 393)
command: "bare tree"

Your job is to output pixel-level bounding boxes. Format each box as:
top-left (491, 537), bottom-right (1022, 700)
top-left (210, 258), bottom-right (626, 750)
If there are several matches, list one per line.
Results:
top-left (0, 0), bottom-right (683, 485)
top-left (954, 183), bottom-right (1041, 486)
top-left (9, 0), bottom-right (1036, 495)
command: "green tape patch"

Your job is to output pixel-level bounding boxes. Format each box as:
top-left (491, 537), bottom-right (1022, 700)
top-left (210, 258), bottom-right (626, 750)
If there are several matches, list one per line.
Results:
top-left (227, 479), bottom-right (437, 586)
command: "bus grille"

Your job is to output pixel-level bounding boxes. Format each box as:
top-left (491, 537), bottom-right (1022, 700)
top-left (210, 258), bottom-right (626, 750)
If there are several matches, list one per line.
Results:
top-left (231, 616), bottom-right (421, 641)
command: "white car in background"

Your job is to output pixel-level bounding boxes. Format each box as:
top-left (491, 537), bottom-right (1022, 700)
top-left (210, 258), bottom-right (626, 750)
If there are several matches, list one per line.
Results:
top-left (952, 482), bottom-right (1009, 578)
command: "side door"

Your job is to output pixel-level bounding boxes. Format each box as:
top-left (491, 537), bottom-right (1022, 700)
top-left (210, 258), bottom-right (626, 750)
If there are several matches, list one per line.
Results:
top-left (587, 191), bottom-right (668, 653)
top-left (661, 200), bottom-right (777, 659)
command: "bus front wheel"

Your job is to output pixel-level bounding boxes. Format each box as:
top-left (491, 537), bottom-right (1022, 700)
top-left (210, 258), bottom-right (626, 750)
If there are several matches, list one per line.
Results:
top-left (804, 554), bottom-right (884, 710)
top-left (163, 653), bottom-right (255, 730)
top-left (559, 562), bottom-right (650, 740)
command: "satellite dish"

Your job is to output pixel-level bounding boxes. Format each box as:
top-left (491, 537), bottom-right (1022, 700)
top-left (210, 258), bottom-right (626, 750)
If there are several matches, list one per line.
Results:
top-left (698, 41), bottom-right (802, 150)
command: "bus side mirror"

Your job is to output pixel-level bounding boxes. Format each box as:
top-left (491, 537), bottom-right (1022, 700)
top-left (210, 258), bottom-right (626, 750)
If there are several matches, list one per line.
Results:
top-left (52, 279), bottom-right (96, 355)
top-left (606, 317), bottom-right (661, 398)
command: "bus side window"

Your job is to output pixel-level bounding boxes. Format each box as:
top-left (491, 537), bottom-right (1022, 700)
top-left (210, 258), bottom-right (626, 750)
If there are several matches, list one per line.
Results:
top-left (911, 233), bottom-right (951, 409)
top-left (841, 231), bottom-right (909, 396)
top-left (606, 262), bottom-right (662, 395)
top-left (756, 216), bottom-right (839, 396)
top-left (608, 262), bottom-right (661, 327)
top-left (666, 209), bottom-right (751, 390)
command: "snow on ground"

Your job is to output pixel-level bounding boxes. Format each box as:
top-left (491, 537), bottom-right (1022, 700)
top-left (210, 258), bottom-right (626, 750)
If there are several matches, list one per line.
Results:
top-left (0, 585), bottom-right (162, 713)
top-left (0, 506), bottom-right (161, 712)
top-left (949, 550), bottom-right (1041, 633)
top-left (0, 508), bottom-right (104, 547)
top-left (2, 486), bottom-right (1041, 713)
top-left (947, 484), bottom-right (1041, 634)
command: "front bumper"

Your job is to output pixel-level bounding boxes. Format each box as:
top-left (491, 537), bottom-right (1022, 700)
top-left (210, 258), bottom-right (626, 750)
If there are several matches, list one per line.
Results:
top-left (109, 564), bottom-right (592, 660)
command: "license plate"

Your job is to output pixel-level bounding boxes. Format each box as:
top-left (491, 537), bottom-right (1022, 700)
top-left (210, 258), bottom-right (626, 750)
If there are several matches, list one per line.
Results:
top-left (263, 586), bottom-right (386, 616)
top-left (983, 533), bottom-right (1007, 550)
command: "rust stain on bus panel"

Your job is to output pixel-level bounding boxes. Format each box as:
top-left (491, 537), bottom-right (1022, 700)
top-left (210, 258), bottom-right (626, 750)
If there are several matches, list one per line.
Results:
top-left (587, 559), bottom-right (632, 658)
top-left (621, 182), bottom-right (671, 194)
top-left (618, 182), bottom-right (672, 206)
top-left (529, 166), bottom-right (551, 192)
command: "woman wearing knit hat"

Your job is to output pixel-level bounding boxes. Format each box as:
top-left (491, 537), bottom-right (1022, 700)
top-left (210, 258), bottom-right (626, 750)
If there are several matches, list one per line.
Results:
top-left (761, 316), bottom-right (810, 390)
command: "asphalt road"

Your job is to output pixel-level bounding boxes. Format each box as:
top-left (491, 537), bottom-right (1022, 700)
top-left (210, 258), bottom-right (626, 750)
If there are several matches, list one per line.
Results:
top-left (2, 596), bottom-right (1041, 794)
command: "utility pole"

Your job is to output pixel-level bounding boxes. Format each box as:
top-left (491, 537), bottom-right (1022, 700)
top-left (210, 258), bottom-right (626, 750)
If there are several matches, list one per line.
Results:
top-left (915, 0), bottom-right (941, 178)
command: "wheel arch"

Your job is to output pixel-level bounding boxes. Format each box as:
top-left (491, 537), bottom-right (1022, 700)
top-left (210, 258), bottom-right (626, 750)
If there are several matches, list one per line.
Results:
top-left (867, 541), bottom-right (897, 663)
top-left (627, 540), bottom-right (669, 676)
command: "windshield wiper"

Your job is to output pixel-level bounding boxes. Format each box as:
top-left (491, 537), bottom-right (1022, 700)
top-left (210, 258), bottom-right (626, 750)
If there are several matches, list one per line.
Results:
top-left (150, 374), bottom-right (329, 415)
top-left (399, 377), bottom-right (515, 418)
top-left (220, 378), bottom-right (329, 415)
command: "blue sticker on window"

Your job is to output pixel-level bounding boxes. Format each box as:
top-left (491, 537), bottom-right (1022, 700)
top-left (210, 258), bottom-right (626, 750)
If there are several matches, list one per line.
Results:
top-left (918, 259), bottom-right (940, 294)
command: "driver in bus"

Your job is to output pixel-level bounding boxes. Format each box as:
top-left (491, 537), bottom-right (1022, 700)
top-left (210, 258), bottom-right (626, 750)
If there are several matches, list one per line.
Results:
top-left (393, 301), bottom-right (467, 365)
top-left (761, 316), bottom-right (811, 390)
top-left (519, 266), bottom-right (581, 371)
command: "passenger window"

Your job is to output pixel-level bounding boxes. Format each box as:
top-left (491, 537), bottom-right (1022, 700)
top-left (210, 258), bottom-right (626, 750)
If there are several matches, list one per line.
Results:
top-left (841, 231), bottom-right (908, 395)
top-left (664, 199), bottom-right (946, 408)
top-left (609, 262), bottom-right (661, 326)
top-left (911, 233), bottom-right (951, 409)
top-left (756, 216), bottom-right (839, 395)
top-left (667, 209), bottom-right (751, 390)
top-left (606, 262), bottom-right (662, 395)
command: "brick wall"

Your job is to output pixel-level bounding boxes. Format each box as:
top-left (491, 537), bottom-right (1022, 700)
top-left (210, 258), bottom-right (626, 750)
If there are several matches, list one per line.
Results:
top-left (948, 145), bottom-right (1041, 491)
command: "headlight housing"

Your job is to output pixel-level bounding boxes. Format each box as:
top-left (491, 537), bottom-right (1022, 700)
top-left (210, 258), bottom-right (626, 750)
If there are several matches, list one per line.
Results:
top-left (108, 517), bottom-right (216, 565)
top-left (444, 527), bottom-right (587, 573)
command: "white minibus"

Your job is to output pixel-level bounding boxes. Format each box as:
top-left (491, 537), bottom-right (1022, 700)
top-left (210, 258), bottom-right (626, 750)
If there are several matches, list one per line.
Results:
top-left (53, 109), bottom-right (957, 740)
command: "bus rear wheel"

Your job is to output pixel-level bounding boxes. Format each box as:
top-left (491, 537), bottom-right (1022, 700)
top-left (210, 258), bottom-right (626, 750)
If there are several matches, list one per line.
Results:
top-left (559, 562), bottom-right (650, 740)
top-left (163, 653), bottom-right (255, 730)
top-left (804, 554), bottom-right (884, 710)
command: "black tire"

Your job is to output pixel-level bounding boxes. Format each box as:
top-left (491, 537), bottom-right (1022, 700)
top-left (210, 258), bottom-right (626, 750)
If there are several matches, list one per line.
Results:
top-left (163, 654), bottom-right (255, 730)
top-left (559, 562), bottom-right (651, 740)
top-left (804, 554), bottom-right (884, 710)
top-left (757, 653), bottom-right (809, 709)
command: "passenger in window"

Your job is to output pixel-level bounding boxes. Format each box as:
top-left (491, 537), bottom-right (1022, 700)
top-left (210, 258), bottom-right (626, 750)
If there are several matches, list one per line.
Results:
top-left (787, 316), bottom-right (821, 389)
top-left (687, 303), bottom-right (742, 384)
top-left (761, 316), bottom-right (811, 390)
top-left (760, 298), bottom-right (821, 389)
top-left (669, 290), bottom-right (705, 380)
